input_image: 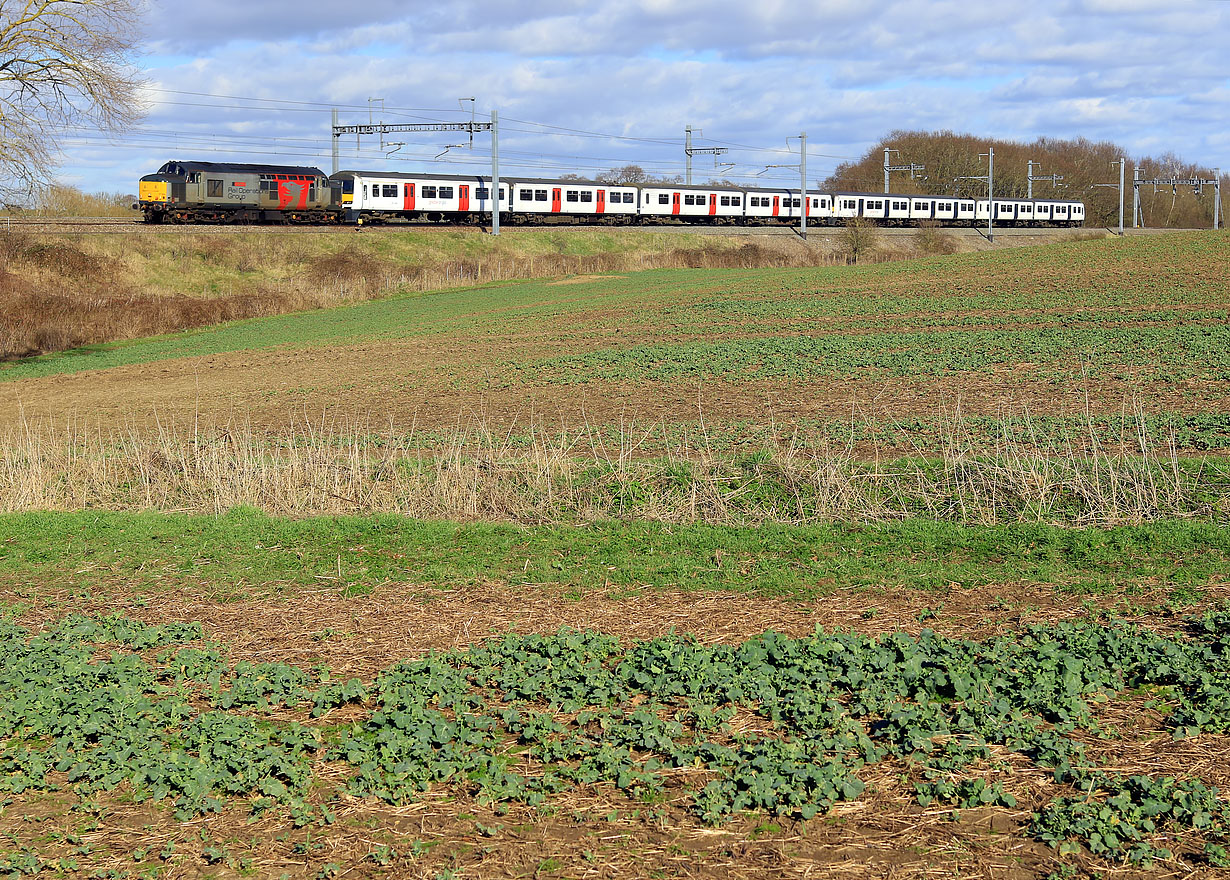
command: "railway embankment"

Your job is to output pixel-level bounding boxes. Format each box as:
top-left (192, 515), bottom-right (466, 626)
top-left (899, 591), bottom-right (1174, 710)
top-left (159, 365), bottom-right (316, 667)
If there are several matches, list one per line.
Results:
top-left (0, 222), bottom-right (1196, 361)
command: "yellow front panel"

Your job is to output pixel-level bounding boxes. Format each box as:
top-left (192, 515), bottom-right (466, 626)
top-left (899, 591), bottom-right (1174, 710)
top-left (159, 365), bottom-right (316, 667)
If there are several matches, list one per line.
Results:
top-left (139, 180), bottom-right (168, 202)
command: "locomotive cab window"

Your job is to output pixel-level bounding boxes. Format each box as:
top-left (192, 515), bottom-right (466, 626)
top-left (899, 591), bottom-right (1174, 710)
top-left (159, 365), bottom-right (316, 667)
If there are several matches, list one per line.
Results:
top-left (207, 179), bottom-right (223, 198)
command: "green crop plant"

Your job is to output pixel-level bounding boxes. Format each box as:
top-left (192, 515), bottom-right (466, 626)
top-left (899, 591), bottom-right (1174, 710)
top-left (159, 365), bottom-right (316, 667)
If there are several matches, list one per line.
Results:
top-left (5, 607), bottom-right (1230, 868)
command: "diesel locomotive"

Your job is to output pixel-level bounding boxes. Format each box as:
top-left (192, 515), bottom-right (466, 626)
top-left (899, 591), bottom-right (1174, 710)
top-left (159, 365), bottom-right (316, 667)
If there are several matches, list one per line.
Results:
top-left (136, 161), bottom-right (339, 224)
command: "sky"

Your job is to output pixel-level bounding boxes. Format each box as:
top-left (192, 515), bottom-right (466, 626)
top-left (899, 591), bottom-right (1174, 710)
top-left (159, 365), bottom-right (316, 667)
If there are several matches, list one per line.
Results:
top-left (52, 0), bottom-right (1230, 195)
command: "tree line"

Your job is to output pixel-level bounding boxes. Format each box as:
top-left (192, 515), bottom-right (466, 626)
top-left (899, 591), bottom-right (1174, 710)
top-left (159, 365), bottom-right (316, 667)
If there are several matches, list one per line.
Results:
top-left (822, 130), bottom-right (1226, 229)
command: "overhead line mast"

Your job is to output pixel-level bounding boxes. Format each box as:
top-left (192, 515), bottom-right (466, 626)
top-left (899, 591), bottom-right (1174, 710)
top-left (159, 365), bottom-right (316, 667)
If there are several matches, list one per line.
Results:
top-left (883, 149), bottom-right (924, 193)
top-left (332, 114), bottom-right (502, 234)
top-left (1131, 167), bottom-right (1221, 230)
top-left (684, 126), bottom-right (729, 185)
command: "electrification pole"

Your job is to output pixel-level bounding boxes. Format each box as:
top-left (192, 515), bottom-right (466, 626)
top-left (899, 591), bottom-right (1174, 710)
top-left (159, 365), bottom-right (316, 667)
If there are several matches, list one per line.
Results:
top-left (1132, 165), bottom-right (1141, 228)
top-left (988, 147), bottom-right (994, 243)
top-left (1028, 159), bottom-right (1033, 200)
top-left (1216, 169), bottom-right (1222, 230)
top-left (976, 148), bottom-right (994, 243)
top-left (800, 131), bottom-right (807, 241)
top-left (1118, 157), bottom-right (1125, 236)
top-left (491, 109), bottom-right (500, 236)
top-left (686, 126), bottom-right (693, 186)
top-left (331, 109), bottom-right (339, 175)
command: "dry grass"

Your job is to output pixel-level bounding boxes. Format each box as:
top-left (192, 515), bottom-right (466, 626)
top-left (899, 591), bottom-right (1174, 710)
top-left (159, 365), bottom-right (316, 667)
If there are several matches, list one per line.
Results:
top-left (0, 406), bottom-right (1212, 526)
top-left (912, 220), bottom-right (961, 255)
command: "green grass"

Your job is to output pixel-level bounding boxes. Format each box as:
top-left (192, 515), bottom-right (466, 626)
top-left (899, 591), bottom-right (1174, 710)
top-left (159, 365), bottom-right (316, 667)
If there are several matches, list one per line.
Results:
top-left (1, 509), bottom-right (1225, 601)
top-left (4, 230), bottom-right (1227, 389)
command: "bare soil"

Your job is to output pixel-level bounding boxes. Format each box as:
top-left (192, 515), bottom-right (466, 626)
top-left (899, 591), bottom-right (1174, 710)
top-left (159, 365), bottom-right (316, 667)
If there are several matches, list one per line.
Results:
top-left (1, 331), bottom-right (1223, 446)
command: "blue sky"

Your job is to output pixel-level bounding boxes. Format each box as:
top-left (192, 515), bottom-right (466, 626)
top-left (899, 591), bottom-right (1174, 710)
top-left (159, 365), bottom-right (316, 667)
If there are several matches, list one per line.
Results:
top-left (54, 0), bottom-right (1230, 194)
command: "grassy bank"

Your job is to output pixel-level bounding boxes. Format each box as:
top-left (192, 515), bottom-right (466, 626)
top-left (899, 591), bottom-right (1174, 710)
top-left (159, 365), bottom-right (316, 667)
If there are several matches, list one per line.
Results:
top-left (1, 508), bottom-right (1224, 602)
top-left (1, 225), bottom-right (935, 361)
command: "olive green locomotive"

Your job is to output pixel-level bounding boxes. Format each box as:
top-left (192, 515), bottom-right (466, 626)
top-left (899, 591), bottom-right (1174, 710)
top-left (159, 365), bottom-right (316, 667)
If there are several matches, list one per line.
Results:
top-left (135, 161), bottom-right (342, 224)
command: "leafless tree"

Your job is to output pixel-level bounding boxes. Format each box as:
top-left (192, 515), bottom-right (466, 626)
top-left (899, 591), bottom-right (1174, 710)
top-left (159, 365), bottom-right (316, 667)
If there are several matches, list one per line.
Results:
top-left (596, 164), bottom-right (648, 185)
top-left (1, 0), bottom-right (145, 205)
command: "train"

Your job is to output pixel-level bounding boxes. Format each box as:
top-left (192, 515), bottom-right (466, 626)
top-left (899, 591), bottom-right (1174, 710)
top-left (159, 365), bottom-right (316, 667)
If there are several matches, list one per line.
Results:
top-left (136, 161), bottom-right (1087, 228)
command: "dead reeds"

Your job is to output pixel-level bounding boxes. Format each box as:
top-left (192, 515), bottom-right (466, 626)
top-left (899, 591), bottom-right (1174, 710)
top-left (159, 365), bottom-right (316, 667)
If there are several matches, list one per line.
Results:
top-left (0, 407), bottom-right (1214, 526)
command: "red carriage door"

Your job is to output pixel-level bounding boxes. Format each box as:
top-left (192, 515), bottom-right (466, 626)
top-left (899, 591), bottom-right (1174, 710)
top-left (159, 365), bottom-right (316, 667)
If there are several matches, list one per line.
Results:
top-left (596, 190), bottom-right (606, 214)
top-left (806, 197), bottom-right (811, 217)
top-left (403, 183), bottom-right (415, 211)
top-left (672, 192), bottom-right (681, 215)
top-left (709, 193), bottom-right (717, 216)
top-left (772, 196), bottom-right (780, 217)
top-left (552, 188), bottom-right (562, 213)
top-left (459, 185), bottom-right (470, 212)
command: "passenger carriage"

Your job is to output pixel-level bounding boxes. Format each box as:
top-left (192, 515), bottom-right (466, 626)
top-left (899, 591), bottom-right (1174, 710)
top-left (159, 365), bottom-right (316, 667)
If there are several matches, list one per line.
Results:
top-left (638, 184), bottom-right (744, 223)
top-left (510, 178), bottom-right (637, 222)
top-left (334, 171), bottom-right (508, 223)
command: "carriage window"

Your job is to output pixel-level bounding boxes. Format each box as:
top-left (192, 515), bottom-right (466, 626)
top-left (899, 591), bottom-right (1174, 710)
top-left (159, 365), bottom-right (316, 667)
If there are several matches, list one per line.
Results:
top-left (580, 191), bottom-right (592, 202)
top-left (566, 190), bottom-right (578, 202)
top-left (519, 190), bottom-right (533, 200)
top-left (475, 188), bottom-right (490, 199)
top-left (207, 179), bottom-right (223, 198)
top-left (658, 194), bottom-right (669, 204)
top-left (535, 190), bottom-right (548, 201)
top-left (439, 187), bottom-right (453, 199)
top-left (421, 186), bottom-right (437, 198)
top-left (382, 185), bottom-right (397, 198)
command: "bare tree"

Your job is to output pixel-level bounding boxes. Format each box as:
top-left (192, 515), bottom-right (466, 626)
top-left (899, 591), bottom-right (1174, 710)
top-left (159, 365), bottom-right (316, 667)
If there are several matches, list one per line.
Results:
top-left (597, 164), bottom-right (648, 185)
top-left (0, 0), bottom-right (145, 205)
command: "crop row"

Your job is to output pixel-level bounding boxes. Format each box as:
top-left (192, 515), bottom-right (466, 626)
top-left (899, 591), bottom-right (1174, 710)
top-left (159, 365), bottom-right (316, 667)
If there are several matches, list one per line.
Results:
top-left (526, 324), bottom-right (1230, 385)
top-left (4, 610), bottom-right (1230, 871)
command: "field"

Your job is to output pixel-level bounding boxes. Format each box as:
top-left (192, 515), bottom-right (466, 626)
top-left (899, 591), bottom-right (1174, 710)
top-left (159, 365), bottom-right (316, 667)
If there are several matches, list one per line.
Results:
top-left (2, 229), bottom-right (1230, 879)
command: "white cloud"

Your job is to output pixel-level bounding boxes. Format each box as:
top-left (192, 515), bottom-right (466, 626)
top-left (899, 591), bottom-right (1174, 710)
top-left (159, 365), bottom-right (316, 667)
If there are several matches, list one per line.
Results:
top-left (46, 0), bottom-right (1230, 193)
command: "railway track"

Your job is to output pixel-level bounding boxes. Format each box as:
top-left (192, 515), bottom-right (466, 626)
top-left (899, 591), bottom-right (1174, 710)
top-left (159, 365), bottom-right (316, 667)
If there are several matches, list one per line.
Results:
top-left (1, 215), bottom-right (1204, 237)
